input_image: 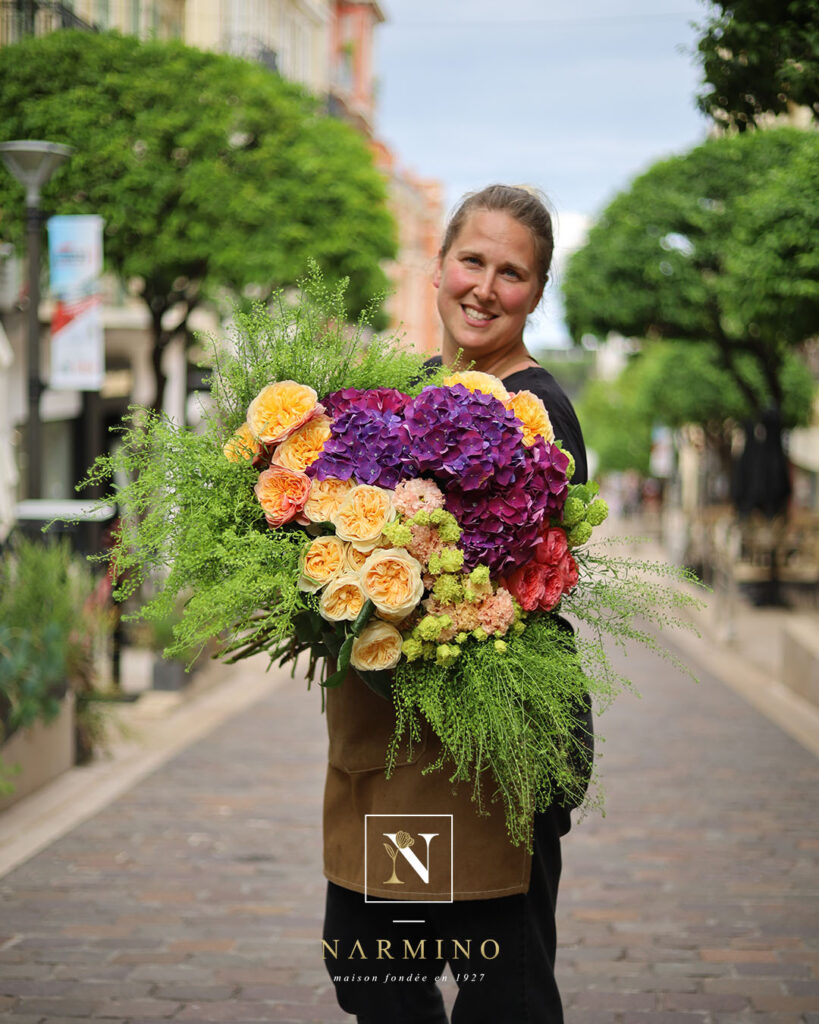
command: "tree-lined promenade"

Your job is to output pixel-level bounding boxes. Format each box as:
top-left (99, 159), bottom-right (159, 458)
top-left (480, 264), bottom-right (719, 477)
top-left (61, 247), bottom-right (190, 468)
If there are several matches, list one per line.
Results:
top-left (0, 31), bottom-right (397, 408)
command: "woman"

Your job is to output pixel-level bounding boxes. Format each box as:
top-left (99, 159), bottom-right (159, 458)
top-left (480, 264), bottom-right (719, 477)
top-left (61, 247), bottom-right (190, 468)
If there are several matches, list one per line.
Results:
top-left (322, 185), bottom-right (591, 1024)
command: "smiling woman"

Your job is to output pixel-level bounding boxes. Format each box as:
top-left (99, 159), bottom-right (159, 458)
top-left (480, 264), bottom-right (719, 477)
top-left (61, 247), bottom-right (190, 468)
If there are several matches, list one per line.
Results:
top-left (433, 185), bottom-right (554, 379)
top-left (323, 184), bottom-right (591, 1024)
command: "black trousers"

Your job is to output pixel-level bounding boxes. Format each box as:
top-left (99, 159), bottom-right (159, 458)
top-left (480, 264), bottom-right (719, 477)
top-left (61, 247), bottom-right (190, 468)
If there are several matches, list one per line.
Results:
top-left (322, 804), bottom-right (571, 1024)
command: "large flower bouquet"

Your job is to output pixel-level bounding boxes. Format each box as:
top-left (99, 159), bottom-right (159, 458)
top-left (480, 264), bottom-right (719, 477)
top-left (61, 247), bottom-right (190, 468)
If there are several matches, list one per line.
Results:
top-left (83, 272), bottom-right (702, 848)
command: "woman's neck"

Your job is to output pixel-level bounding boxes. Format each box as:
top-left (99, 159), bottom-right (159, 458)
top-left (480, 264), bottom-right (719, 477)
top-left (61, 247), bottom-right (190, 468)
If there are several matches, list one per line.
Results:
top-left (442, 339), bottom-right (538, 380)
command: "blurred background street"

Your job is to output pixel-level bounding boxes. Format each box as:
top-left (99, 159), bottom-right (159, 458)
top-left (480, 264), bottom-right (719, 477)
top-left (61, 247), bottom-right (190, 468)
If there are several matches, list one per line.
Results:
top-left (0, 527), bottom-right (817, 1022)
top-left (1, 0), bottom-right (818, 1020)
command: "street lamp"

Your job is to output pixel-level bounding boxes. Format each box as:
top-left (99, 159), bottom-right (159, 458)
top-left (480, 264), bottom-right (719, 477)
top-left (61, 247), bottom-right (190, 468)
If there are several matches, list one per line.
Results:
top-left (0, 140), bottom-right (72, 499)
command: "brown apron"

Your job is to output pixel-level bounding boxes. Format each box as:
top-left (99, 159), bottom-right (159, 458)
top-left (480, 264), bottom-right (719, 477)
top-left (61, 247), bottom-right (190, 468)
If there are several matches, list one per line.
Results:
top-left (322, 669), bottom-right (533, 901)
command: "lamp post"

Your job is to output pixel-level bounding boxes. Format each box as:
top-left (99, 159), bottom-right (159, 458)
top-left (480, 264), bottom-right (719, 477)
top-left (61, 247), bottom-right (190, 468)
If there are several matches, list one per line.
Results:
top-left (0, 140), bottom-right (72, 499)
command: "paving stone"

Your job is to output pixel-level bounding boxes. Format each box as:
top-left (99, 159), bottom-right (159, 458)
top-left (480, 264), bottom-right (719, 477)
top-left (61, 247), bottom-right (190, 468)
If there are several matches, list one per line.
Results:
top-left (0, 634), bottom-right (816, 1022)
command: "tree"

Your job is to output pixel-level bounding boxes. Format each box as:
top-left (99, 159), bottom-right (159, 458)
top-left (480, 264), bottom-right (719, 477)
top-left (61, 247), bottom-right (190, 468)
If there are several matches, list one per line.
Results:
top-left (694, 0), bottom-right (819, 131)
top-left (576, 341), bottom-right (814, 479)
top-left (0, 31), bottom-right (397, 408)
top-left (563, 128), bottom-right (818, 512)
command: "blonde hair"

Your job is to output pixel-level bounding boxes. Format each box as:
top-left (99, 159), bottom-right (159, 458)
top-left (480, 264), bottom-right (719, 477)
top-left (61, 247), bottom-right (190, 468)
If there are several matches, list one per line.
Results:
top-left (440, 184), bottom-right (555, 290)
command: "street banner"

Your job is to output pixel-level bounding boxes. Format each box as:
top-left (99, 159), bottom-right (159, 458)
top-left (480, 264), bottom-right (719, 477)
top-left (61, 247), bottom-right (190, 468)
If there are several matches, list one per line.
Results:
top-left (47, 215), bottom-right (103, 299)
top-left (47, 215), bottom-right (105, 390)
top-left (49, 294), bottom-right (104, 391)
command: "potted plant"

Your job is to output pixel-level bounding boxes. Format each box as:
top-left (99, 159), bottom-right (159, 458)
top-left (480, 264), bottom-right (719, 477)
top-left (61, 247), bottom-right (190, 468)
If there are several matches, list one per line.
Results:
top-left (0, 537), bottom-right (118, 806)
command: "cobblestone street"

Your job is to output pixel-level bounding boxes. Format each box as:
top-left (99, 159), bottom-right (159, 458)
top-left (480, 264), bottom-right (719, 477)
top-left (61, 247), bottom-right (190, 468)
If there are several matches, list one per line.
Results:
top-left (0, 634), bottom-right (816, 1023)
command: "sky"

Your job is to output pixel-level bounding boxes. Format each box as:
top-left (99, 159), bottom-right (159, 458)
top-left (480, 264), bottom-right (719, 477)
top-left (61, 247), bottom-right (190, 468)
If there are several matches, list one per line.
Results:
top-left (374, 0), bottom-right (713, 345)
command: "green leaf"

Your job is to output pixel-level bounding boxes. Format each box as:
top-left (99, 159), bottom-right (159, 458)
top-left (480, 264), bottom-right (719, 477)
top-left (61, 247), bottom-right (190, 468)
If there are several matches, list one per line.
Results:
top-left (322, 634), bottom-right (353, 689)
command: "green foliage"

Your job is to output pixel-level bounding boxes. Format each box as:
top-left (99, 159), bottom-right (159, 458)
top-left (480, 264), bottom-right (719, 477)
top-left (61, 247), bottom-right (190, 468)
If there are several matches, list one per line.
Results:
top-left (0, 31), bottom-right (397, 402)
top-left (81, 274), bottom-right (442, 663)
top-left (694, 0), bottom-right (819, 131)
top-left (389, 552), bottom-right (705, 849)
top-left (564, 129), bottom-right (818, 420)
top-left (0, 538), bottom-right (80, 788)
top-left (208, 268), bottom-right (443, 434)
top-left (576, 371), bottom-right (653, 475)
top-left (577, 340), bottom-right (814, 475)
top-left (632, 342), bottom-right (815, 431)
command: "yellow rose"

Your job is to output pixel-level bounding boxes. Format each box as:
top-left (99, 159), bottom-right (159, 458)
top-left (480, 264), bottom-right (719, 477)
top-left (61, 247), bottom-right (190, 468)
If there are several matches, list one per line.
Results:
top-left (333, 484), bottom-right (395, 552)
top-left (304, 476), bottom-right (356, 525)
top-left (319, 575), bottom-right (366, 622)
top-left (223, 422), bottom-right (260, 463)
top-left (272, 414), bottom-right (332, 472)
top-left (350, 621), bottom-right (403, 672)
top-left (247, 380), bottom-right (319, 445)
top-left (360, 547), bottom-right (424, 623)
top-left (505, 390), bottom-right (554, 446)
top-left (443, 370), bottom-right (510, 403)
top-left (299, 534), bottom-right (346, 593)
top-left (344, 542), bottom-right (369, 573)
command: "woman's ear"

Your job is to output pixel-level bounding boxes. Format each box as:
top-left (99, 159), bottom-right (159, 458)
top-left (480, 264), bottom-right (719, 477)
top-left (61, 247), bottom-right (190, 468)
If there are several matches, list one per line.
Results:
top-left (432, 253), bottom-right (443, 289)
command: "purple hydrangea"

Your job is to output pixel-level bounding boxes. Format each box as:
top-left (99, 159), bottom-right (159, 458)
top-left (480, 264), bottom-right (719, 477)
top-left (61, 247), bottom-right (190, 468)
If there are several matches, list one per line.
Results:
top-left (321, 387), bottom-right (411, 419)
top-left (308, 407), bottom-right (417, 490)
top-left (445, 438), bottom-right (571, 574)
top-left (400, 385), bottom-right (525, 491)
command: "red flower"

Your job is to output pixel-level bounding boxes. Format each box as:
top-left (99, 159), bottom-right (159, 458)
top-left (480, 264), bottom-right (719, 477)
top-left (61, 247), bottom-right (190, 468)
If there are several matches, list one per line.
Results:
top-left (537, 567), bottom-right (565, 611)
top-left (561, 552), bottom-right (579, 591)
top-left (505, 562), bottom-right (549, 612)
top-left (535, 525), bottom-right (569, 566)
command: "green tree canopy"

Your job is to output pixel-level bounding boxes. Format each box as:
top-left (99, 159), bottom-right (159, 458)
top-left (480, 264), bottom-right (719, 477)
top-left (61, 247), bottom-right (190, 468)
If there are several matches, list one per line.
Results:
top-left (694, 0), bottom-right (819, 131)
top-left (0, 31), bottom-right (397, 406)
top-left (577, 341), bottom-right (815, 477)
top-left (563, 128), bottom-right (818, 421)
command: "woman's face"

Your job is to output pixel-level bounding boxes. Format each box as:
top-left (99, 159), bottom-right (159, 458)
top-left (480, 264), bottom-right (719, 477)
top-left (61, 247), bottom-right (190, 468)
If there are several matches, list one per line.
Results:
top-left (433, 209), bottom-right (543, 361)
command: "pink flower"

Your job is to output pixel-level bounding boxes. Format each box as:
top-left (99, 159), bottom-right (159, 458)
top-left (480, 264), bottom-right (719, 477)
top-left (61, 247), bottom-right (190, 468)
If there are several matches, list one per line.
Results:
top-left (393, 478), bottom-right (445, 518)
top-left (406, 523), bottom-right (444, 566)
top-left (477, 588), bottom-right (516, 636)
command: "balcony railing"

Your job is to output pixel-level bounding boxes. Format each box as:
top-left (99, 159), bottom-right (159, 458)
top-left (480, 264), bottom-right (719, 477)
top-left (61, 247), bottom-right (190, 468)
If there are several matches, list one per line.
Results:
top-left (1, 0), bottom-right (97, 45)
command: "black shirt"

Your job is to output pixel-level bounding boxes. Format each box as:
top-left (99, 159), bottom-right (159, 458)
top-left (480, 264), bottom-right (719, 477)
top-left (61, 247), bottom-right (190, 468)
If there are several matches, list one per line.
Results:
top-left (424, 358), bottom-right (588, 485)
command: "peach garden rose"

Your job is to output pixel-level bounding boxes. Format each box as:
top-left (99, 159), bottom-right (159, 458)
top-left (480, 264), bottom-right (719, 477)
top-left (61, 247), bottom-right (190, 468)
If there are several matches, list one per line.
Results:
top-left (505, 390), bottom-right (554, 446)
top-left (223, 422), bottom-right (260, 463)
top-left (333, 484), bottom-right (395, 552)
top-left (443, 370), bottom-right (510, 403)
top-left (319, 575), bottom-right (366, 622)
top-left (246, 380), bottom-right (321, 445)
top-left (344, 542), bottom-right (369, 573)
top-left (254, 465), bottom-right (311, 528)
top-left (299, 535), bottom-right (346, 593)
top-left (349, 620), bottom-right (403, 672)
top-left (272, 414), bottom-right (332, 473)
top-left (303, 476), bottom-right (356, 525)
top-left (360, 547), bottom-right (424, 623)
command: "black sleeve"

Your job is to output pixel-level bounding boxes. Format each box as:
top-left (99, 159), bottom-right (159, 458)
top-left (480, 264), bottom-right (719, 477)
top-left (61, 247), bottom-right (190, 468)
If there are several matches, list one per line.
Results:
top-left (505, 367), bottom-right (588, 485)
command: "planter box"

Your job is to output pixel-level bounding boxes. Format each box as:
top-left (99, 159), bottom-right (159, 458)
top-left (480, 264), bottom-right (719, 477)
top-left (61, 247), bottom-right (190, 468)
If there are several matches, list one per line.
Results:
top-left (0, 691), bottom-right (75, 813)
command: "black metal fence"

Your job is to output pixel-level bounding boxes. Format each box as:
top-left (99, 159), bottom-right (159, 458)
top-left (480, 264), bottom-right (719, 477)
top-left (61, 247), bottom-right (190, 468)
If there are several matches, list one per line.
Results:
top-left (1, 0), bottom-right (97, 45)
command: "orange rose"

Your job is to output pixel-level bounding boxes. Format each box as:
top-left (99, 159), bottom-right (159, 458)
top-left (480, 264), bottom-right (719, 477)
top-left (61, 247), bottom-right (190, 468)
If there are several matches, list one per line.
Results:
top-left (319, 574), bottom-right (366, 622)
top-left (360, 547), bottom-right (424, 623)
top-left (272, 414), bottom-right (332, 473)
top-left (303, 476), bottom-right (355, 525)
top-left (254, 465), bottom-right (311, 528)
top-left (505, 390), bottom-right (554, 446)
top-left (333, 484), bottom-right (395, 552)
top-left (223, 422), bottom-right (260, 463)
top-left (298, 535), bottom-right (346, 593)
top-left (247, 381), bottom-right (320, 445)
top-left (350, 621), bottom-right (403, 672)
top-left (443, 370), bottom-right (510, 403)
top-left (344, 542), bottom-right (369, 573)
